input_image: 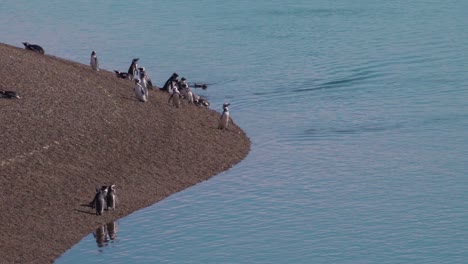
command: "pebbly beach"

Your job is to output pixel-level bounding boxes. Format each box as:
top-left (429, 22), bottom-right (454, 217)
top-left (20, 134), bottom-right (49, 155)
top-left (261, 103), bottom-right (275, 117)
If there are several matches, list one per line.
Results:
top-left (0, 42), bottom-right (250, 263)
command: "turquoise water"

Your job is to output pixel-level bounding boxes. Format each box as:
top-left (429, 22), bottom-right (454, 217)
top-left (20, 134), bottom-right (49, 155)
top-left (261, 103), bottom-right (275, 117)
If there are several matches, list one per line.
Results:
top-left (2, 1), bottom-right (468, 263)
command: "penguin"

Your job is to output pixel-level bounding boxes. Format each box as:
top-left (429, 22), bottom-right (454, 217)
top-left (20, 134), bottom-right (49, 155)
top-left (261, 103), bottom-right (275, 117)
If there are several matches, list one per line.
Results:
top-left (0, 90), bottom-right (21, 99)
top-left (127, 58), bottom-right (139, 80)
top-left (134, 79), bottom-right (148, 102)
top-left (192, 83), bottom-right (208, 90)
top-left (161, 72), bottom-right (178, 92)
top-left (106, 184), bottom-right (116, 211)
top-left (90, 51), bottom-right (99, 71)
top-left (218, 103), bottom-right (230, 129)
top-left (90, 185), bottom-right (108, 209)
top-left (94, 187), bottom-right (106, 215)
top-left (186, 88), bottom-right (194, 104)
top-left (22, 42), bottom-right (44, 54)
top-left (138, 67), bottom-right (148, 89)
top-left (168, 81), bottom-right (181, 108)
top-left (194, 96), bottom-right (210, 108)
top-left (114, 70), bottom-right (130, 80)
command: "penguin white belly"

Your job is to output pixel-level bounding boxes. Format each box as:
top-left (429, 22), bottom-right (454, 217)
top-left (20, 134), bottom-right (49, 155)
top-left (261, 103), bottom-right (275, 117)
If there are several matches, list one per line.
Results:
top-left (219, 112), bottom-right (229, 129)
top-left (135, 85), bottom-right (148, 102)
top-left (173, 93), bottom-right (180, 108)
top-left (187, 91), bottom-right (194, 103)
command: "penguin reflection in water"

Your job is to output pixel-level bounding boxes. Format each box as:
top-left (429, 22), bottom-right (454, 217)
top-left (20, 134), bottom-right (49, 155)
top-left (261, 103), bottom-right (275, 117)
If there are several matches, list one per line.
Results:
top-left (218, 103), bottom-right (231, 130)
top-left (93, 221), bottom-right (119, 247)
top-left (90, 51), bottom-right (99, 71)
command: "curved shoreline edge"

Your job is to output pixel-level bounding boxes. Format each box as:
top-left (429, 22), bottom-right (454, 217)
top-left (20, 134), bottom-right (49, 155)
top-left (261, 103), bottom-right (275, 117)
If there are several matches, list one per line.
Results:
top-left (0, 43), bottom-right (251, 263)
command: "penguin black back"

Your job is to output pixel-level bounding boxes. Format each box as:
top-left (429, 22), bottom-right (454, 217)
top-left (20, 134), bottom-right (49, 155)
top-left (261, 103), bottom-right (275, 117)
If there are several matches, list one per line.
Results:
top-left (22, 42), bottom-right (45, 54)
top-left (127, 58), bottom-right (139, 79)
top-left (0, 90), bottom-right (21, 99)
top-left (94, 187), bottom-right (106, 215)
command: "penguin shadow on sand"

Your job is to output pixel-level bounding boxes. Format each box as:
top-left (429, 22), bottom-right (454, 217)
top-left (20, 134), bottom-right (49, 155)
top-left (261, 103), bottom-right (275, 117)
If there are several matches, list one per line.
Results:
top-left (93, 221), bottom-right (119, 249)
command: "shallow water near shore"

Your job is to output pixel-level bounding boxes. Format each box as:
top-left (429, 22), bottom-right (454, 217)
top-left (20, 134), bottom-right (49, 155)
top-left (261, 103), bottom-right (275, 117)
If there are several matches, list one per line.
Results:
top-left (3, 1), bottom-right (468, 263)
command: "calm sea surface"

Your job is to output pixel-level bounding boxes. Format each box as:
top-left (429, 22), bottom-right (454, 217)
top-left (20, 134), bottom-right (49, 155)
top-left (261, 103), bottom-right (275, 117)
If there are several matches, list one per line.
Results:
top-left (2, 1), bottom-right (468, 263)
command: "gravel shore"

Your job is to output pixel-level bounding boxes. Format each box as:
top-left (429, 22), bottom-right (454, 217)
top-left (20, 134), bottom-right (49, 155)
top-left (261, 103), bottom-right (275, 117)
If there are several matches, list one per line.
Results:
top-left (0, 43), bottom-right (250, 263)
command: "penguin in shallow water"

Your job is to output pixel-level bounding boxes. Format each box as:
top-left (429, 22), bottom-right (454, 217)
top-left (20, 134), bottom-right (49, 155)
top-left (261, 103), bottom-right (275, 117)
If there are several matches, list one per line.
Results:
top-left (127, 58), bottom-right (139, 80)
top-left (90, 51), bottom-right (99, 71)
top-left (22, 42), bottom-right (44, 54)
top-left (218, 103), bottom-right (230, 130)
top-left (106, 184), bottom-right (116, 211)
top-left (134, 79), bottom-right (148, 102)
top-left (0, 90), bottom-right (21, 99)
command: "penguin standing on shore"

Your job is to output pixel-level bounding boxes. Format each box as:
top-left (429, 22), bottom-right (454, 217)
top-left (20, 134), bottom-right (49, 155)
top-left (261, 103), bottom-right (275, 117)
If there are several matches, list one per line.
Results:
top-left (138, 67), bottom-right (148, 89)
top-left (22, 42), bottom-right (45, 54)
top-left (168, 81), bottom-right (181, 108)
top-left (106, 184), bottom-right (116, 211)
top-left (94, 187), bottom-right (107, 215)
top-left (218, 103), bottom-right (231, 130)
top-left (161, 72), bottom-right (178, 92)
top-left (90, 51), bottom-right (99, 71)
top-left (128, 58), bottom-right (139, 80)
top-left (134, 79), bottom-right (148, 102)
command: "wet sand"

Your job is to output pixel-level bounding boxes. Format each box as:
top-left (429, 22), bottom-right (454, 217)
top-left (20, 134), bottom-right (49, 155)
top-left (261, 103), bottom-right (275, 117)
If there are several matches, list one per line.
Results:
top-left (0, 43), bottom-right (250, 263)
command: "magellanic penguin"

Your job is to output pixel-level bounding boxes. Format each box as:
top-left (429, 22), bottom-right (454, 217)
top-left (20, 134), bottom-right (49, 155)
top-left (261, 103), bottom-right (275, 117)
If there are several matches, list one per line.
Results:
top-left (168, 81), bottom-right (181, 108)
top-left (138, 67), bottom-right (154, 89)
top-left (90, 51), bottom-right (99, 71)
top-left (218, 103), bottom-right (231, 130)
top-left (94, 187), bottom-right (107, 215)
top-left (0, 90), bottom-right (21, 99)
top-left (114, 70), bottom-right (130, 80)
top-left (135, 79), bottom-right (148, 102)
top-left (138, 67), bottom-right (148, 89)
top-left (90, 185), bottom-right (108, 209)
top-left (127, 58), bottom-right (139, 80)
top-left (22, 42), bottom-right (44, 54)
top-left (106, 184), bottom-right (116, 211)
top-left (194, 94), bottom-right (210, 108)
top-left (161, 72), bottom-right (178, 92)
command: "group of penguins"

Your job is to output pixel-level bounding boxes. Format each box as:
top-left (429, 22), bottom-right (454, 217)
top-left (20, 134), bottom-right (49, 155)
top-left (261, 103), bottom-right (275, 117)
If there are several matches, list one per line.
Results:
top-left (17, 43), bottom-right (233, 217)
top-left (90, 51), bottom-right (211, 108)
top-left (89, 50), bottom-right (232, 130)
top-left (90, 184), bottom-right (117, 216)
top-left (16, 42), bottom-right (232, 130)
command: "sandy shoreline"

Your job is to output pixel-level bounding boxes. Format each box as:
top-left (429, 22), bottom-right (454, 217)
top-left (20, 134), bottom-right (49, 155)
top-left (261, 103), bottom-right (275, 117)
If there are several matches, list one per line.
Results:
top-left (0, 43), bottom-right (250, 263)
